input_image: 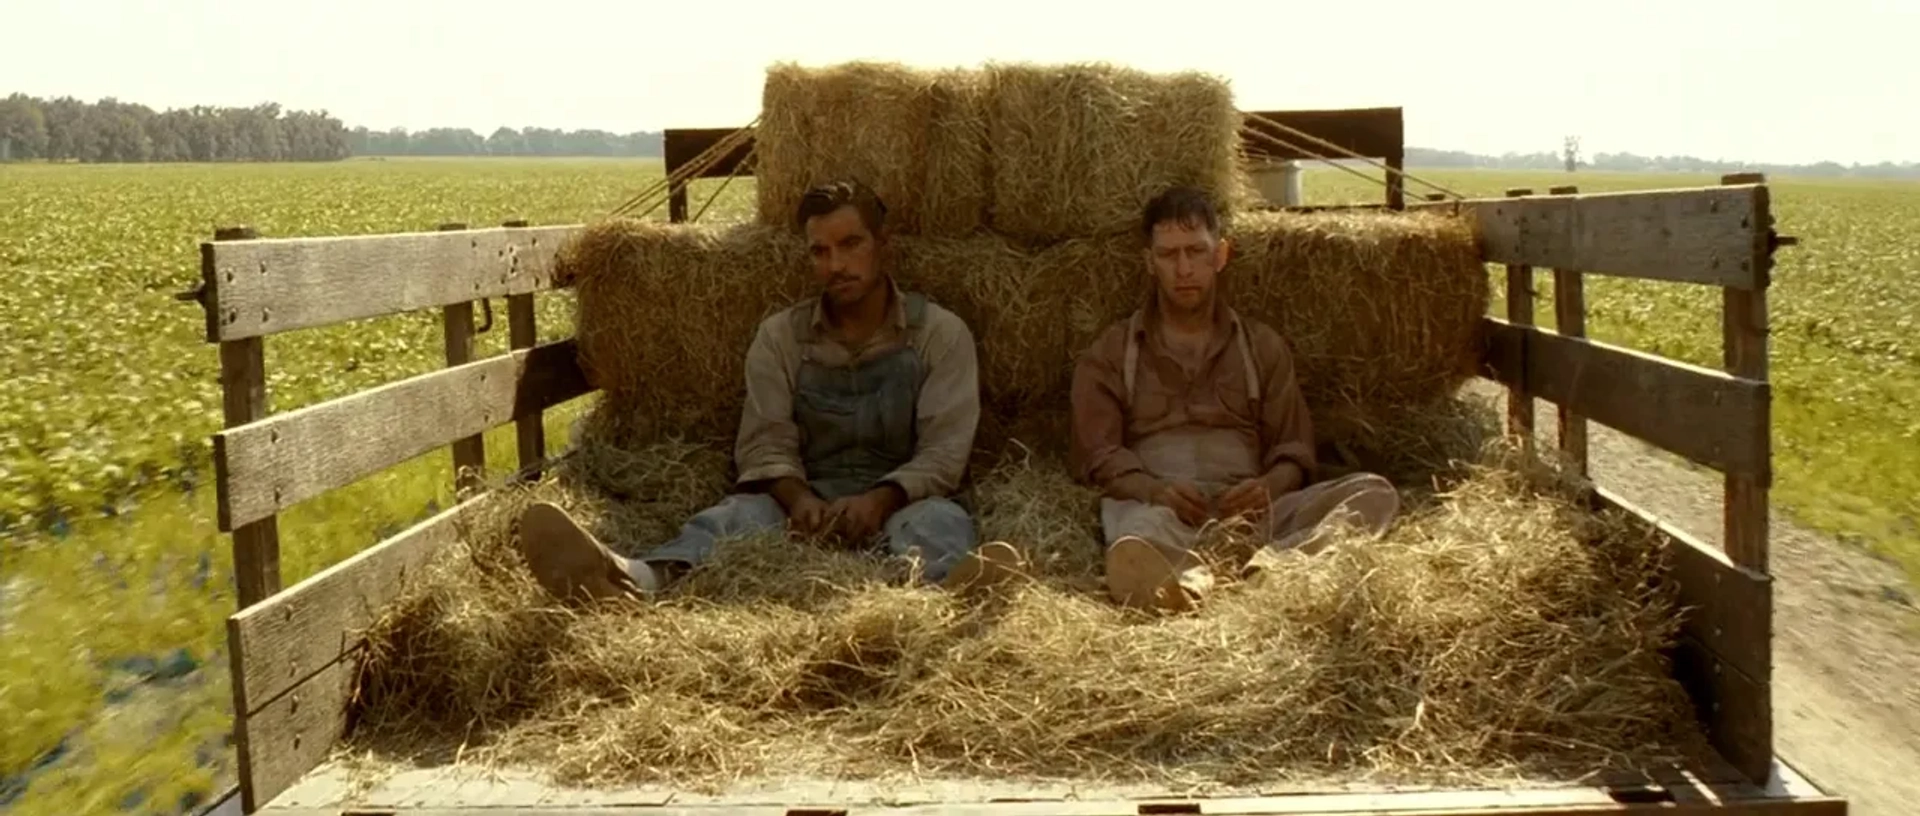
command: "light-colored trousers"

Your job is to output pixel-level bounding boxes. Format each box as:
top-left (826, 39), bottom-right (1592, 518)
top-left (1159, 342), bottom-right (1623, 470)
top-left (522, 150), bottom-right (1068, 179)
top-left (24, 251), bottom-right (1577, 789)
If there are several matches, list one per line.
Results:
top-left (642, 493), bottom-right (979, 584)
top-left (1100, 471), bottom-right (1401, 563)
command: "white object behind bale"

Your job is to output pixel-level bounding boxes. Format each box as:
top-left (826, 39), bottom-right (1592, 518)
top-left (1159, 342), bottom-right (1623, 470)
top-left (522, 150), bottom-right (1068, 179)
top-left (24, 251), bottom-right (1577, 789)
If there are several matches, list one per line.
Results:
top-left (1249, 160), bottom-right (1304, 207)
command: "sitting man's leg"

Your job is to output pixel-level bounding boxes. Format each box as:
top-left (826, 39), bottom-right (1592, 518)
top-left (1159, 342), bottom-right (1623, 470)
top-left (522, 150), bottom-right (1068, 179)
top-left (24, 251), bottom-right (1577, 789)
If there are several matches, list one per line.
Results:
top-left (1244, 472), bottom-right (1400, 573)
top-left (1099, 498), bottom-right (1214, 612)
top-left (880, 497), bottom-right (1024, 593)
top-left (518, 493), bottom-right (787, 603)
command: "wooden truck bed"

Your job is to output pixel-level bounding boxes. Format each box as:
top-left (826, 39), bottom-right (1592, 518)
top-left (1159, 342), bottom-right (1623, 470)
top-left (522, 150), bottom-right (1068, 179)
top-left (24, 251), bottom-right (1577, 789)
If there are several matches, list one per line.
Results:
top-left (254, 755), bottom-right (1838, 815)
top-left (182, 109), bottom-right (1843, 815)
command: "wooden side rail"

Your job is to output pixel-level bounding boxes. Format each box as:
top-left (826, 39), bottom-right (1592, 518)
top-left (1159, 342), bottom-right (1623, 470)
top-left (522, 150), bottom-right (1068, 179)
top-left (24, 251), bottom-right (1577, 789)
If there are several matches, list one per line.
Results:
top-left (1485, 174), bottom-right (1783, 786)
top-left (229, 494), bottom-right (497, 811)
top-left (1593, 488), bottom-right (1774, 790)
top-left (213, 340), bottom-right (589, 531)
top-left (1547, 185), bottom-right (1590, 477)
top-left (199, 224), bottom-right (579, 341)
top-left (1436, 184), bottom-right (1771, 289)
top-left (1481, 319), bottom-right (1770, 480)
top-left (193, 216), bottom-right (588, 811)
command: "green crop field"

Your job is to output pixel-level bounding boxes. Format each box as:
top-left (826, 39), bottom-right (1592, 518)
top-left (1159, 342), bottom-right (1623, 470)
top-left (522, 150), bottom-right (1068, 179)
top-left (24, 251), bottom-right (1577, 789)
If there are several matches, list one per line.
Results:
top-left (1, 158), bottom-right (1915, 813)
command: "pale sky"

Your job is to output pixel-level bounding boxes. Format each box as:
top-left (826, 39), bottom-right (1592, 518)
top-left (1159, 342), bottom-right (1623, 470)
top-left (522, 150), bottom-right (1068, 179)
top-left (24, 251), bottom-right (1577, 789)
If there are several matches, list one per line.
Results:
top-left (6, 0), bottom-right (1915, 165)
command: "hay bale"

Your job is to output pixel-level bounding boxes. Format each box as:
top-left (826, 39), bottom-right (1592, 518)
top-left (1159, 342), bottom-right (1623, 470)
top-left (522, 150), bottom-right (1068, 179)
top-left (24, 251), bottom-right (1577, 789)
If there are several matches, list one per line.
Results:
top-left (1226, 209), bottom-right (1491, 441)
top-left (558, 209), bottom-right (1486, 454)
top-left (985, 62), bottom-right (1249, 244)
top-left (559, 219), bottom-right (1066, 450)
top-left (891, 234), bottom-right (1072, 423)
top-left (346, 404), bottom-right (1697, 790)
top-left (754, 62), bottom-right (989, 237)
top-left (559, 218), bottom-right (808, 444)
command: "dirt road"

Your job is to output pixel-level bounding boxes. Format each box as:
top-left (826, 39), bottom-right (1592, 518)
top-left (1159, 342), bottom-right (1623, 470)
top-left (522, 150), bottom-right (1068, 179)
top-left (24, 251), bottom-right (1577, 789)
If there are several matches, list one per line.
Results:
top-left (1481, 386), bottom-right (1920, 816)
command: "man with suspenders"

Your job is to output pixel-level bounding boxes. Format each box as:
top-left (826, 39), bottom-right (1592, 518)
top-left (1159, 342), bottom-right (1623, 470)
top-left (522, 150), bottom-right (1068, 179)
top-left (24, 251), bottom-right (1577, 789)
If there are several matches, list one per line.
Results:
top-left (517, 180), bottom-right (1024, 602)
top-left (1069, 185), bottom-right (1401, 612)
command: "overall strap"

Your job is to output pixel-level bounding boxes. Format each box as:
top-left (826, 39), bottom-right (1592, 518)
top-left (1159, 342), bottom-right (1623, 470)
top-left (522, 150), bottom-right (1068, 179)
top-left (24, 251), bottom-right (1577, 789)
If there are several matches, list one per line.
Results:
top-left (1234, 319), bottom-right (1261, 399)
top-left (903, 291), bottom-right (929, 328)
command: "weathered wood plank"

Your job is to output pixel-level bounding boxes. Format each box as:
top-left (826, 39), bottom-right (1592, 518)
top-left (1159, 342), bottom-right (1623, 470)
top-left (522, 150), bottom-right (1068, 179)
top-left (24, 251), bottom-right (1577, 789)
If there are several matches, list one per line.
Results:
top-left (439, 223), bottom-right (487, 498)
top-left (1673, 634), bottom-right (1774, 789)
top-left (1459, 185), bottom-right (1767, 289)
top-left (1593, 485), bottom-right (1773, 788)
top-left (235, 651), bottom-right (353, 813)
top-left (504, 220), bottom-right (548, 478)
top-left (230, 494), bottom-right (487, 715)
top-left (1482, 319), bottom-right (1770, 479)
top-left (1721, 175), bottom-right (1774, 573)
top-left (257, 786), bottom-right (1843, 815)
top-left (1592, 487), bottom-right (1771, 684)
top-left (209, 226), bottom-right (284, 609)
top-left (203, 224), bottom-right (578, 341)
top-left (380, 796), bottom-right (1840, 816)
top-left (1503, 189), bottom-right (1537, 454)
top-left (213, 340), bottom-right (589, 531)
top-left (1383, 155), bottom-right (1406, 210)
top-left (1547, 185), bottom-right (1591, 477)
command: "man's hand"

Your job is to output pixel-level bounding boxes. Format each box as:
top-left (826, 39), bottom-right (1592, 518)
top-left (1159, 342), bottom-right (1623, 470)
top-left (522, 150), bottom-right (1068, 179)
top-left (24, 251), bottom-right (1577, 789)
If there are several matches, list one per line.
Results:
top-left (1151, 481), bottom-right (1212, 528)
top-left (770, 477), bottom-right (835, 537)
top-left (1217, 464), bottom-right (1305, 521)
top-left (787, 493), bottom-right (834, 536)
top-left (1216, 478), bottom-right (1272, 521)
top-left (829, 484), bottom-right (907, 544)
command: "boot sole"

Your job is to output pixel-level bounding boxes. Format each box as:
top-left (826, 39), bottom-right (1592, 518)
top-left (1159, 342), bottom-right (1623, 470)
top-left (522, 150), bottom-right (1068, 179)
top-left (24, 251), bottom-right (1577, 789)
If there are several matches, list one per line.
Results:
top-left (518, 502), bottom-right (635, 603)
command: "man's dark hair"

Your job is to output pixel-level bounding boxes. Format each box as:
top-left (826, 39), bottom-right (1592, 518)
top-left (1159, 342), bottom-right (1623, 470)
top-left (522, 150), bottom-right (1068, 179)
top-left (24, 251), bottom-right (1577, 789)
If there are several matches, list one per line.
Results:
top-left (795, 179), bottom-right (888, 236)
top-left (1140, 185), bottom-right (1221, 244)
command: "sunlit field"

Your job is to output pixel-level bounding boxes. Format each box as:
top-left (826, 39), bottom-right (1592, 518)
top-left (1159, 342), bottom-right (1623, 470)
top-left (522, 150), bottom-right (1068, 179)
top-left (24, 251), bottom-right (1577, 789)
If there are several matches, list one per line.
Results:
top-left (1, 157), bottom-right (1914, 812)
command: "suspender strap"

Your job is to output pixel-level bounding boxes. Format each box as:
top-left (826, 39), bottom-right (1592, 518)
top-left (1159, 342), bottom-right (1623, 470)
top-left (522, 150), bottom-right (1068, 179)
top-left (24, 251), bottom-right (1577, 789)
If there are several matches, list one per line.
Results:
top-left (1235, 320), bottom-right (1261, 402)
top-left (1120, 310), bottom-right (1260, 407)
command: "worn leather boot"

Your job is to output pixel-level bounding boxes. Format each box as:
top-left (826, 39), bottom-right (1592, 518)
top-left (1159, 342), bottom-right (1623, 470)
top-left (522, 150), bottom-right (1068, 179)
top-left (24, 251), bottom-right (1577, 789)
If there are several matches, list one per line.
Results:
top-left (517, 502), bottom-right (647, 603)
top-left (1105, 536), bottom-right (1213, 613)
top-left (942, 540), bottom-right (1028, 596)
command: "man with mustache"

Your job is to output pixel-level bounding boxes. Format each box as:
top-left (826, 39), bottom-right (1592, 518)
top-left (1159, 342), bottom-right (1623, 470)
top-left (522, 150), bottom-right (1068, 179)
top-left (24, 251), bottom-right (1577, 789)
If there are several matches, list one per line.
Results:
top-left (518, 179), bottom-right (1022, 601)
top-left (1069, 185), bottom-right (1401, 612)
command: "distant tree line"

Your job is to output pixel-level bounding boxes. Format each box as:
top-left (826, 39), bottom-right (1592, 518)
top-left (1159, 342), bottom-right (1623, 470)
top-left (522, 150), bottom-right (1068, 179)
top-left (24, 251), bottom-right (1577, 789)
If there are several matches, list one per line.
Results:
top-left (348, 126), bottom-right (662, 157)
top-left (0, 95), bottom-right (667, 162)
top-left (3, 93), bottom-right (1913, 176)
top-left (1407, 146), bottom-right (1920, 180)
top-left (0, 94), bottom-right (352, 162)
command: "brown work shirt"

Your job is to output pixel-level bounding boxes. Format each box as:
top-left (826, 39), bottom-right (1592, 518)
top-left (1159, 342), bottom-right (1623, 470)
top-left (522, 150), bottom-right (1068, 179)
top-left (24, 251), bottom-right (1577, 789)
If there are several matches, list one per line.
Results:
top-left (1069, 299), bottom-right (1317, 494)
top-left (734, 281), bottom-right (980, 502)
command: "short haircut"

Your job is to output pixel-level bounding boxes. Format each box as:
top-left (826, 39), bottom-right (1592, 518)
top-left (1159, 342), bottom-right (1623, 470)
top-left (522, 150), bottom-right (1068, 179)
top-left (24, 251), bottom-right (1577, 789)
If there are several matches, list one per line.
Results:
top-left (795, 179), bottom-right (888, 236)
top-left (1140, 185), bottom-right (1221, 244)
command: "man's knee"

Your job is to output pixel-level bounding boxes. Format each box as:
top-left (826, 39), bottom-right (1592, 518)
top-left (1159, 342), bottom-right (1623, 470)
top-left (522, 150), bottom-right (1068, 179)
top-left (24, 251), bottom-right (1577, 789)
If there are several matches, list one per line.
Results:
top-left (1100, 498), bottom-right (1190, 549)
top-left (693, 492), bottom-right (787, 531)
top-left (887, 496), bottom-right (974, 540)
top-left (1314, 472), bottom-right (1399, 533)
